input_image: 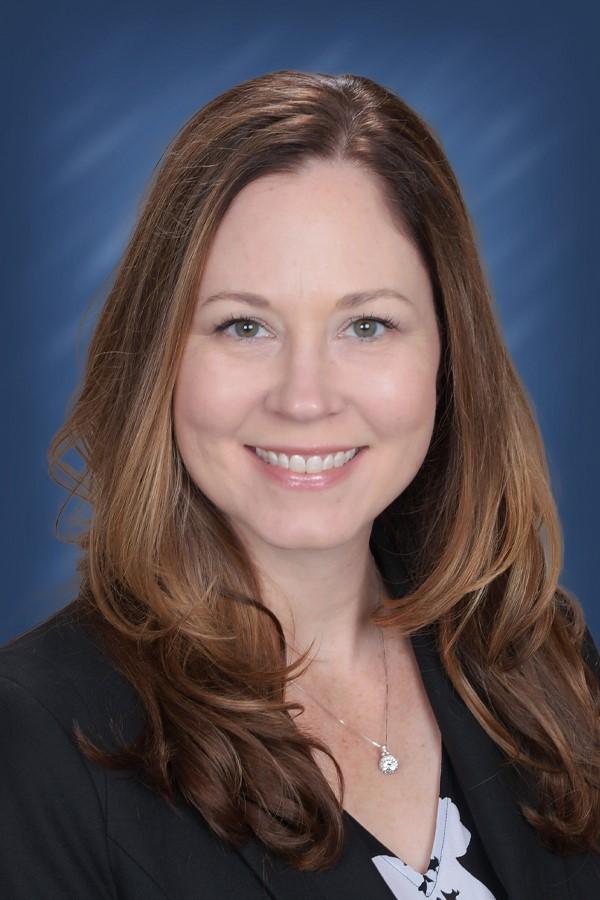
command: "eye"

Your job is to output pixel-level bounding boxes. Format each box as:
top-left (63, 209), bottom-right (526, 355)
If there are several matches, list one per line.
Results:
top-left (212, 313), bottom-right (401, 342)
top-left (343, 315), bottom-right (400, 341)
top-left (213, 317), bottom-right (269, 340)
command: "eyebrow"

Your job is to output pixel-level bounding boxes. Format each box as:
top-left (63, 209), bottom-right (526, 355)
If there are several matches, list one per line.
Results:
top-left (201, 288), bottom-right (413, 310)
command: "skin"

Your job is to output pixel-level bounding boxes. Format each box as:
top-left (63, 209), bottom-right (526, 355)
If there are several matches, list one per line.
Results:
top-left (173, 158), bottom-right (441, 684)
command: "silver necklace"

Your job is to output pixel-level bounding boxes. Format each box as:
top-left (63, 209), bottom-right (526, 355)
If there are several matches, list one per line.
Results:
top-left (291, 588), bottom-right (399, 775)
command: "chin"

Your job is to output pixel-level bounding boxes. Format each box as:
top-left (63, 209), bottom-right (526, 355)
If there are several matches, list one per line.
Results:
top-left (245, 516), bottom-right (361, 551)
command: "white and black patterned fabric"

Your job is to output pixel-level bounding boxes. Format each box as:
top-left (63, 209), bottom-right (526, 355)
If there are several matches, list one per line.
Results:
top-left (345, 740), bottom-right (508, 899)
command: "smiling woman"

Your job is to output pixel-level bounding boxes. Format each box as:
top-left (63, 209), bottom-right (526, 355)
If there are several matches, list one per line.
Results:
top-left (1, 69), bottom-right (599, 899)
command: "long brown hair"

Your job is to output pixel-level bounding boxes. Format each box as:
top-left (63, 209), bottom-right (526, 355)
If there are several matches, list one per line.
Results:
top-left (48, 69), bottom-right (600, 870)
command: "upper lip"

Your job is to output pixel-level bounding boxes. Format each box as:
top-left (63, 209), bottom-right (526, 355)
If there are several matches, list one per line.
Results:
top-left (247, 445), bottom-right (366, 456)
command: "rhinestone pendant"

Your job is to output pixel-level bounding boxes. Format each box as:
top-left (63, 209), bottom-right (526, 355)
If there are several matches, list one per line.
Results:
top-left (379, 745), bottom-right (399, 774)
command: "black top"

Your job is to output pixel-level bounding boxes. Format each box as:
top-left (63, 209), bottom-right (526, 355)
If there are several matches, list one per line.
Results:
top-left (1, 595), bottom-right (599, 899)
top-left (346, 741), bottom-right (508, 898)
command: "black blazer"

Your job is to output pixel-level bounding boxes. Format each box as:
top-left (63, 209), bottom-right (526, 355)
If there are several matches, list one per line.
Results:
top-left (2, 532), bottom-right (599, 899)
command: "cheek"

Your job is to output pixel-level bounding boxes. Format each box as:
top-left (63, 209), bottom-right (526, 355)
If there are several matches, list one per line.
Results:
top-left (173, 346), bottom-right (250, 439)
top-left (361, 357), bottom-right (438, 437)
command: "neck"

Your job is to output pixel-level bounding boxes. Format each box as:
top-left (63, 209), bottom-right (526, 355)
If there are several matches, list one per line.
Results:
top-left (241, 526), bottom-right (386, 676)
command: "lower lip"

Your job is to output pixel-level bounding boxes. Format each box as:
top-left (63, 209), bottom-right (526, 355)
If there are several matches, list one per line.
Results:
top-left (244, 446), bottom-right (367, 490)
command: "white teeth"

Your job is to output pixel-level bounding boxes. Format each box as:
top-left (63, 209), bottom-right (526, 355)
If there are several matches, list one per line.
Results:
top-left (254, 447), bottom-right (360, 473)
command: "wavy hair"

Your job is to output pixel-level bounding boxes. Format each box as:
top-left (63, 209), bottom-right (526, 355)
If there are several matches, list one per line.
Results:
top-left (48, 69), bottom-right (600, 870)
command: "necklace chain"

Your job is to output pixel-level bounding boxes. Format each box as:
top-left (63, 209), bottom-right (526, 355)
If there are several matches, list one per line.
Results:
top-left (289, 576), bottom-right (399, 774)
top-left (293, 627), bottom-right (389, 749)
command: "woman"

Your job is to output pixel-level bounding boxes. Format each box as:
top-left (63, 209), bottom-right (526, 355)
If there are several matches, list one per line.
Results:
top-left (1, 70), bottom-right (599, 899)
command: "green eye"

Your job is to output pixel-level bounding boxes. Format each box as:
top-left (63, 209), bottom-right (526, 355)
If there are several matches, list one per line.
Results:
top-left (345, 315), bottom-right (399, 341)
top-left (214, 317), bottom-right (268, 339)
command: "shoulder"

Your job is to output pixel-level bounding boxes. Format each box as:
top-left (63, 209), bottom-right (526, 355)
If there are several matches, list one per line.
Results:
top-left (0, 598), bottom-right (143, 741)
top-left (0, 600), bottom-right (145, 898)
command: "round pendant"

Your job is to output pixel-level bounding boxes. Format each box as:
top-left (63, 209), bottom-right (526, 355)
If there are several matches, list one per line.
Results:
top-left (379, 745), bottom-right (399, 774)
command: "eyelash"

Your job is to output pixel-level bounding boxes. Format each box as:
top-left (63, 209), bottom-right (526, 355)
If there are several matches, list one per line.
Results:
top-left (212, 314), bottom-right (401, 342)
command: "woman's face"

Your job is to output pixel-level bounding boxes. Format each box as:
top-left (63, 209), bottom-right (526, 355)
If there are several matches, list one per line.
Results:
top-left (173, 159), bottom-right (441, 552)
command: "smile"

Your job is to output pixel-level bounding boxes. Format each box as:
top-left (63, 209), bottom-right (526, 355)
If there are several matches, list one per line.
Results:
top-left (253, 446), bottom-right (360, 473)
top-left (244, 444), bottom-right (367, 490)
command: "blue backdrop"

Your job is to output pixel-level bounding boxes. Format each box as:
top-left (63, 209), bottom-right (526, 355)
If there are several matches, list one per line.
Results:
top-left (2, 1), bottom-right (598, 644)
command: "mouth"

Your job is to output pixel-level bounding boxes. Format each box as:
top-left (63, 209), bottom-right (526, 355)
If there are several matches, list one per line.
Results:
top-left (245, 444), bottom-right (367, 462)
top-left (243, 444), bottom-right (368, 483)
top-left (244, 444), bottom-right (368, 455)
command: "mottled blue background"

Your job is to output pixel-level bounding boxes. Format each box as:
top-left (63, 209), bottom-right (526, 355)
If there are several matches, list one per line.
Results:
top-left (2, 1), bottom-right (598, 644)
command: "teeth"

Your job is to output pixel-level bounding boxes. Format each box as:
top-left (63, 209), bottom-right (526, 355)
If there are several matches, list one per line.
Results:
top-left (254, 447), bottom-right (360, 473)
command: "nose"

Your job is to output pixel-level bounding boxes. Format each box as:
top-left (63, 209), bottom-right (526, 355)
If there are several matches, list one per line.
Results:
top-left (263, 338), bottom-right (345, 421)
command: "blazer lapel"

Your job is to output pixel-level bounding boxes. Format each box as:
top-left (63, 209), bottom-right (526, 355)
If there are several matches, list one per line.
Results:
top-left (235, 822), bottom-right (400, 899)
top-left (372, 523), bottom-right (574, 900)
top-left (409, 625), bottom-right (574, 899)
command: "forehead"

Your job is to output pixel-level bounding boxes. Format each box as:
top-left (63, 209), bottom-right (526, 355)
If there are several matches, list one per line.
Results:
top-left (198, 160), bottom-right (431, 305)
top-left (219, 160), bottom-right (402, 242)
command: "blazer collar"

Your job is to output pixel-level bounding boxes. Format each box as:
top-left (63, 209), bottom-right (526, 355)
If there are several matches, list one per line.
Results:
top-left (234, 519), bottom-right (572, 899)
top-left (409, 621), bottom-right (571, 898)
top-left (371, 519), bottom-right (573, 899)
